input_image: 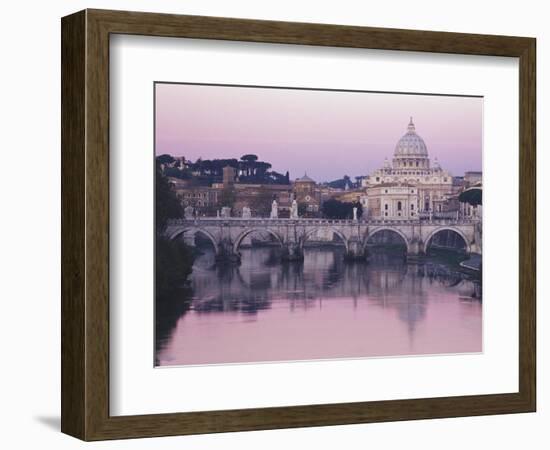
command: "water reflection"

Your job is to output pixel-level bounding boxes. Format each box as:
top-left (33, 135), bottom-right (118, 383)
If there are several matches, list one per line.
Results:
top-left (156, 247), bottom-right (481, 366)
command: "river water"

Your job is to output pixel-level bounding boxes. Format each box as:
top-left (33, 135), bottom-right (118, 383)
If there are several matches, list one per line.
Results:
top-left (155, 246), bottom-right (482, 366)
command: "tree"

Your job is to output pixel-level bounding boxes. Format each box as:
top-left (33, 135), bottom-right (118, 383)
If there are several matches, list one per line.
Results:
top-left (155, 162), bottom-right (194, 294)
top-left (298, 203), bottom-right (308, 217)
top-left (327, 175), bottom-right (354, 190)
top-left (155, 237), bottom-right (194, 296)
top-left (247, 191), bottom-right (274, 217)
top-left (322, 199), bottom-right (363, 219)
top-left (240, 154), bottom-right (258, 162)
top-left (220, 187), bottom-right (236, 208)
top-left (156, 154), bottom-right (175, 164)
top-left (352, 202), bottom-right (363, 219)
top-left (163, 166), bottom-right (192, 180)
top-left (459, 187), bottom-right (482, 206)
top-left (156, 162), bottom-right (183, 233)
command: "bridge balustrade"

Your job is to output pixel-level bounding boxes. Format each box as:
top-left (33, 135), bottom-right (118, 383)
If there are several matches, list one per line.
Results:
top-left (165, 215), bottom-right (480, 263)
top-left (167, 217), bottom-right (479, 226)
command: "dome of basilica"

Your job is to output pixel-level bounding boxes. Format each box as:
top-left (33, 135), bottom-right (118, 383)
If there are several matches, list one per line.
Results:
top-left (394, 117), bottom-right (428, 158)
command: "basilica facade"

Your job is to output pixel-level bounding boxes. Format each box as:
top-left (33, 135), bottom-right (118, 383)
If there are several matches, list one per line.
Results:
top-left (365, 118), bottom-right (457, 219)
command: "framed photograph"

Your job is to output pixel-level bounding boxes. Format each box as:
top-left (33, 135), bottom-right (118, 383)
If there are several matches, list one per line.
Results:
top-left (61, 9), bottom-right (536, 440)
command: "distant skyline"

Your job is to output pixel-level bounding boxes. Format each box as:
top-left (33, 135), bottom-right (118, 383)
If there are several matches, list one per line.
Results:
top-left (155, 83), bottom-right (482, 182)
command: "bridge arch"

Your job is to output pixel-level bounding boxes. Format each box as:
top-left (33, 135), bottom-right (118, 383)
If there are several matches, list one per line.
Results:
top-left (169, 227), bottom-right (219, 255)
top-left (302, 227), bottom-right (349, 252)
top-left (423, 227), bottom-right (470, 254)
top-left (233, 228), bottom-right (284, 254)
top-left (366, 227), bottom-right (410, 253)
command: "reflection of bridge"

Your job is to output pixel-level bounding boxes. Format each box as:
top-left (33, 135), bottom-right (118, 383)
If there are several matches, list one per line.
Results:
top-left (189, 252), bottom-right (480, 315)
top-left (165, 218), bottom-right (482, 263)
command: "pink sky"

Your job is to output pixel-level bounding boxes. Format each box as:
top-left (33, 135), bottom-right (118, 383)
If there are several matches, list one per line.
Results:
top-left (155, 83), bottom-right (482, 182)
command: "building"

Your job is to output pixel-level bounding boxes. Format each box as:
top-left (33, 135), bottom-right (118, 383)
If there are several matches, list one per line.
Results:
top-left (164, 118), bottom-right (480, 221)
top-left (331, 189), bottom-right (364, 204)
top-left (233, 183), bottom-right (293, 217)
top-left (293, 173), bottom-right (321, 215)
top-left (365, 118), bottom-right (457, 216)
top-left (366, 184), bottom-right (419, 220)
top-left (170, 164), bottom-right (294, 217)
top-left (464, 171), bottom-right (482, 187)
top-left (168, 178), bottom-right (221, 211)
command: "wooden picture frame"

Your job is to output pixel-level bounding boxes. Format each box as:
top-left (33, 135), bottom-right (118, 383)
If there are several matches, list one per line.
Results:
top-left (61, 9), bottom-right (536, 441)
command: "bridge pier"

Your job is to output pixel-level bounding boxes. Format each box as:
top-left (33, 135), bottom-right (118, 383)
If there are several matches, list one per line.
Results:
top-left (281, 242), bottom-right (304, 262)
top-left (344, 239), bottom-right (367, 262)
top-left (215, 239), bottom-right (242, 264)
top-left (406, 239), bottom-right (424, 260)
top-left (470, 240), bottom-right (481, 255)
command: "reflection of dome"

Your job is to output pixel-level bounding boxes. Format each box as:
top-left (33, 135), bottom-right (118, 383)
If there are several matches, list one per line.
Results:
top-left (394, 117), bottom-right (428, 158)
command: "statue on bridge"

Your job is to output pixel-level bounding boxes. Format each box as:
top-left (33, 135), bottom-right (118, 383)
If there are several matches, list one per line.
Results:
top-left (221, 206), bottom-right (232, 219)
top-left (270, 200), bottom-right (278, 219)
top-left (242, 206), bottom-right (252, 219)
top-left (184, 205), bottom-right (194, 219)
top-left (290, 199), bottom-right (299, 219)
top-left (353, 207), bottom-right (358, 221)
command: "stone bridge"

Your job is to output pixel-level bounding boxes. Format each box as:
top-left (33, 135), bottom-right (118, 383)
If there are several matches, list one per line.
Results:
top-left (165, 217), bottom-right (482, 263)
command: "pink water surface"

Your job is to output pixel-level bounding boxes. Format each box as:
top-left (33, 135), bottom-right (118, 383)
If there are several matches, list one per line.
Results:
top-left (156, 248), bottom-right (481, 366)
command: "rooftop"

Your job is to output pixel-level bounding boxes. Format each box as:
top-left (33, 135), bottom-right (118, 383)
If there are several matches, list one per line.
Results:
top-left (295, 173), bottom-right (316, 183)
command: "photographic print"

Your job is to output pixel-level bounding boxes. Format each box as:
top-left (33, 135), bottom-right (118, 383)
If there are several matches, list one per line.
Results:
top-left (154, 83), bottom-right (483, 367)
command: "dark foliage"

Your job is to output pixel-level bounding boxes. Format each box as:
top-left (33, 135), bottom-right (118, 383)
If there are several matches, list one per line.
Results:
top-left (155, 162), bottom-right (183, 233)
top-left (156, 154), bottom-right (290, 185)
top-left (298, 203), bottom-right (308, 217)
top-left (156, 162), bottom-right (195, 294)
top-left (156, 154), bottom-right (175, 164)
top-left (322, 199), bottom-right (363, 219)
top-left (163, 166), bottom-right (192, 180)
top-left (220, 187), bottom-right (236, 208)
top-left (459, 187), bottom-right (482, 206)
top-left (155, 236), bottom-right (195, 296)
top-left (326, 175), bottom-right (357, 190)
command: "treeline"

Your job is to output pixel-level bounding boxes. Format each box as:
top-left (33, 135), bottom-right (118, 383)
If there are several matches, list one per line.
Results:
top-left (324, 175), bottom-right (363, 190)
top-left (321, 199), bottom-right (363, 220)
top-left (156, 162), bottom-right (195, 296)
top-left (158, 153), bottom-right (290, 185)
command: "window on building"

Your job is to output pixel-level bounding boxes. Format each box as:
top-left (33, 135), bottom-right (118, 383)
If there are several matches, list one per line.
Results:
top-left (376, 177), bottom-right (380, 182)
top-left (397, 201), bottom-right (402, 211)
top-left (384, 204), bottom-right (388, 210)
top-left (384, 212), bottom-right (388, 217)
top-left (411, 204), bottom-right (414, 210)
